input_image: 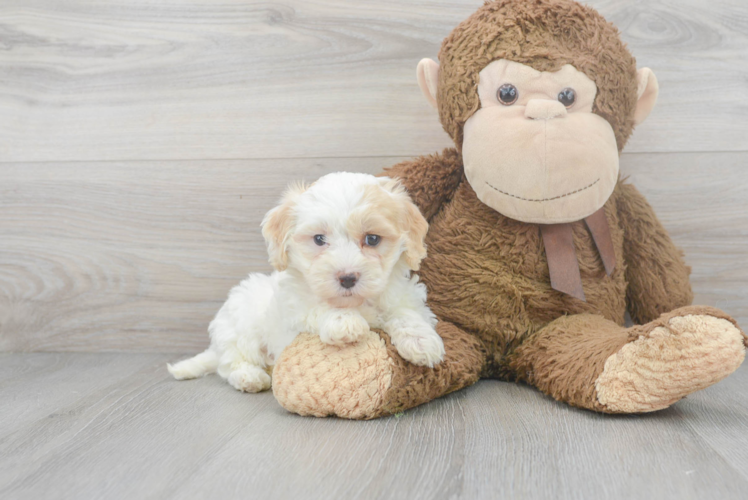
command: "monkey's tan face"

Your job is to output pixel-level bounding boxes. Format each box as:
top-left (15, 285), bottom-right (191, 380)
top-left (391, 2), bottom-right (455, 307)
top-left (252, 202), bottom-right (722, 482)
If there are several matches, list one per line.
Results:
top-left (462, 60), bottom-right (620, 224)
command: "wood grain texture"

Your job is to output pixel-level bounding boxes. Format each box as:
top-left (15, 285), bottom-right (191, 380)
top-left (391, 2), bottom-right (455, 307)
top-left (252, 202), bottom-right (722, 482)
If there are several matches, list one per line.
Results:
top-left (0, 0), bottom-right (746, 163)
top-left (1, 2), bottom-right (746, 496)
top-left (619, 152), bottom-right (748, 321)
top-left (0, 353), bottom-right (747, 500)
top-left (0, 157), bottom-right (396, 352)
top-left (2, 152), bottom-right (746, 352)
top-left (679, 358), bottom-right (748, 483)
top-left (0, 352), bottom-right (170, 439)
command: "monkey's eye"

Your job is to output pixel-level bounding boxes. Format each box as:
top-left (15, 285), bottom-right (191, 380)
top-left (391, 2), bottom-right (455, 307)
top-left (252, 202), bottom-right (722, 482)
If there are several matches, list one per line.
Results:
top-left (313, 235), bottom-right (326, 246)
top-left (364, 234), bottom-right (381, 247)
top-left (558, 88), bottom-right (576, 108)
top-left (497, 84), bottom-right (519, 105)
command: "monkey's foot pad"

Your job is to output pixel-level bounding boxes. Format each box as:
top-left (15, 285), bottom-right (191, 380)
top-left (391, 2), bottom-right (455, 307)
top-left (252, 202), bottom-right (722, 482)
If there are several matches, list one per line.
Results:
top-left (272, 323), bottom-right (484, 419)
top-left (595, 306), bottom-right (747, 413)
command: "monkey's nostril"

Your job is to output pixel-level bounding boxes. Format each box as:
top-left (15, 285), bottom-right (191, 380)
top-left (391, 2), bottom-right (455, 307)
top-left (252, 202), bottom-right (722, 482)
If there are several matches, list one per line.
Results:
top-left (339, 274), bottom-right (358, 289)
top-left (524, 99), bottom-right (567, 120)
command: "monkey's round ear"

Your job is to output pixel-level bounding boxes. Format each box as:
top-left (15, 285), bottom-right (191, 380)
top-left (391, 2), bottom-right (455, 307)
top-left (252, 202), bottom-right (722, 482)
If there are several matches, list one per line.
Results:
top-left (634, 68), bottom-right (659, 126)
top-left (417, 58), bottom-right (440, 109)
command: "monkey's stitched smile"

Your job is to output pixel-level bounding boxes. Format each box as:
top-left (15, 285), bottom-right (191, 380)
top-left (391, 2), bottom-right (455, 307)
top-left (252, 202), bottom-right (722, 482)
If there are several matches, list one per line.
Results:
top-left (485, 178), bottom-right (600, 203)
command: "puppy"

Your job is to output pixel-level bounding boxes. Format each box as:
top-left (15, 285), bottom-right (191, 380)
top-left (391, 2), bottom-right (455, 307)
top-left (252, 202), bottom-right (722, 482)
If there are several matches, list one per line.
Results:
top-left (168, 172), bottom-right (445, 392)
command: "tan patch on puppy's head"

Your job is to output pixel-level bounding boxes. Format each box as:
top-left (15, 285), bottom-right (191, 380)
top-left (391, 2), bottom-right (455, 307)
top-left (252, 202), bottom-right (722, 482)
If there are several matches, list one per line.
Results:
top-left (261, 182), bottom-right (308, 271)
top-left (364, 178), bottom-right (429, 271)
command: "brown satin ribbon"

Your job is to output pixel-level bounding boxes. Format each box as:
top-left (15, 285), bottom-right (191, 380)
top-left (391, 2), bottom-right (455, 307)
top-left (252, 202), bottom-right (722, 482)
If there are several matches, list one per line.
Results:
top-left (584, 207), bottom-right (617, 276)
top-left (539, 207), bottom-right (616, 302)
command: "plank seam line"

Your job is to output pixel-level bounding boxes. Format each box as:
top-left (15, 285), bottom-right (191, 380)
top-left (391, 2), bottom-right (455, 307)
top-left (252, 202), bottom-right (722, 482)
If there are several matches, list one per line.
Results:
top-left (0, 150), bottom-right (746, 166)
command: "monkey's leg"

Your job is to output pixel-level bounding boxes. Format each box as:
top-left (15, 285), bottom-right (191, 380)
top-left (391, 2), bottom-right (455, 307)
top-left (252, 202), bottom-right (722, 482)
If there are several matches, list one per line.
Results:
top-left (272, 321), bottom-right (485, 419)
top-left (511, 306), bottom-right (747, 413)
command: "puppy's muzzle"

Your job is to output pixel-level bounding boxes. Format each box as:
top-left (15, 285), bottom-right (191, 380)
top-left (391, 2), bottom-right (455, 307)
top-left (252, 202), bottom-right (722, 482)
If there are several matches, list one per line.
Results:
top-left (338, 273), bottom-right (360, 289)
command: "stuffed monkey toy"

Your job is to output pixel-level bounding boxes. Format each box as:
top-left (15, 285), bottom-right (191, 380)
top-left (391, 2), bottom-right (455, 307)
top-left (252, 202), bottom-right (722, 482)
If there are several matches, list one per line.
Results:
top-left (271, 0), bottom-right (747, 418)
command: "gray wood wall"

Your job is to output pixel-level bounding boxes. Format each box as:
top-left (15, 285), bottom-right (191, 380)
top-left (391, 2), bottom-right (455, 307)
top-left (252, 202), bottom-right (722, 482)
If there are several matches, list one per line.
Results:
top-left (1, 0), bottom-right (747, 352)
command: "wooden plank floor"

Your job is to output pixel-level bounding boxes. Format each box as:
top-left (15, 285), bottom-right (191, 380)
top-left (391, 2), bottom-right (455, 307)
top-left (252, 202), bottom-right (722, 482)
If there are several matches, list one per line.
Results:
top-left (1, 352), bottom-right (747, 500)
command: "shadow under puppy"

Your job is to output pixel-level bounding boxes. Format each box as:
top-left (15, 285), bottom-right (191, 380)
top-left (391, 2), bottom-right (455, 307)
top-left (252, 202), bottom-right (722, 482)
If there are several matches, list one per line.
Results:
top-left (168, 172), bottom-right (445, 392)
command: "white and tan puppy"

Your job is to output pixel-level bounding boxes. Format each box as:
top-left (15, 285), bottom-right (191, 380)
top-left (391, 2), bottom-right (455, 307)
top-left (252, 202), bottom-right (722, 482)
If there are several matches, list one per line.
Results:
top-left (168, 172), bottom-right (445, 392)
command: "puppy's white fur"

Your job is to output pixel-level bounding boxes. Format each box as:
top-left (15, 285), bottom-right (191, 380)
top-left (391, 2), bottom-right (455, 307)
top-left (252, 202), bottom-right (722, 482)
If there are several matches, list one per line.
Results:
top-left (168, 172), bottom-right (444, 392)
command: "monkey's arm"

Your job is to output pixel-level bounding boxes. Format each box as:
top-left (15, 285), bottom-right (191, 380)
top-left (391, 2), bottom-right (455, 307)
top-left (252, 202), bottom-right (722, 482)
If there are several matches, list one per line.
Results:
top-left (381, 148), bottom-right (463, 221)
top-left (615, 182), bottom-right (694, 324)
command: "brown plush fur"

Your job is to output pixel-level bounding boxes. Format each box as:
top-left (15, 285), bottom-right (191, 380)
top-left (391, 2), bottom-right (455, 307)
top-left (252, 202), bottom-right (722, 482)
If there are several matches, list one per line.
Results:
top-left (419, 166), bottom-right (630, 379)
top-left (381, 321), bottom-right (486, 415)
top-left (510, 313), bottom-right (631, 412)
top-left (511, 305), bottom-right (746, 413)
top-left (271, 0), bottom-right (744, 418)
top-left (616, 183), bottom-right (695, 323)
top-left (386, 148), bottom-right (464, 221)
top-left (272, 324), bottom-right (485, 420)
top-left (438, 0), bottom-right (638, 152)
top-left (387, 149), bottom-right (691, 377)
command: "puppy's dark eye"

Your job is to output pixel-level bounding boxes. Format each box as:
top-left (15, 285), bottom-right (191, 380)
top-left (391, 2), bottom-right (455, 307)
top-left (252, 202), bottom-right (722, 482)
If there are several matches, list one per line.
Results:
top-left (558, 87), bottom-right (576, 108)
top-left (313, 235), bottom-right (326, 246)
top-left (497, 84), bottom-right (518, 105)
top-left (364, 235), bottom-right (381, 247)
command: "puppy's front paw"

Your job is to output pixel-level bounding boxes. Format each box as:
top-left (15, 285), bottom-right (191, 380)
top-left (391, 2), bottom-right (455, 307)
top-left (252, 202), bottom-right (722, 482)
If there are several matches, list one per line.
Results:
top-left (391, 324), bottom-right (445, 368)
top-left (227, 364), bottom-right (272, 393)
top-left (319, 311), bottom-right (370, 345)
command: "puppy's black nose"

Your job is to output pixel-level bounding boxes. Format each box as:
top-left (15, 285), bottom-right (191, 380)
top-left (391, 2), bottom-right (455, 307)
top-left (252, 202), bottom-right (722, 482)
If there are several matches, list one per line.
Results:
top-left (339, 274), bottom-right (358, 289)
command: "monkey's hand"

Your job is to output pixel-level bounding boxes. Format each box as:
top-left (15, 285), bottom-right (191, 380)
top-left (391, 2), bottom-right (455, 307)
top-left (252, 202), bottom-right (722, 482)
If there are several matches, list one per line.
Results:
top-left (272, 322), bottom-right (483, 419)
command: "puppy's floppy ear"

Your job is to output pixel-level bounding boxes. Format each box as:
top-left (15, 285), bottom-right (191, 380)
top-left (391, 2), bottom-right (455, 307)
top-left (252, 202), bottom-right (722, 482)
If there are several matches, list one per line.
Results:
top-left (402, 196), bottom-right (429, 270)
top-left (379, 177), bottom-right (429, 271)
top-left (261, 182), bottom-right (307, 271)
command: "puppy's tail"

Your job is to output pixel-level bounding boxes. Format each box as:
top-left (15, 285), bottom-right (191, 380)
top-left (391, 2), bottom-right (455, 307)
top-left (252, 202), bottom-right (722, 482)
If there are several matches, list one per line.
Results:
top-left (167, 349), bottom-right (219, 380)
